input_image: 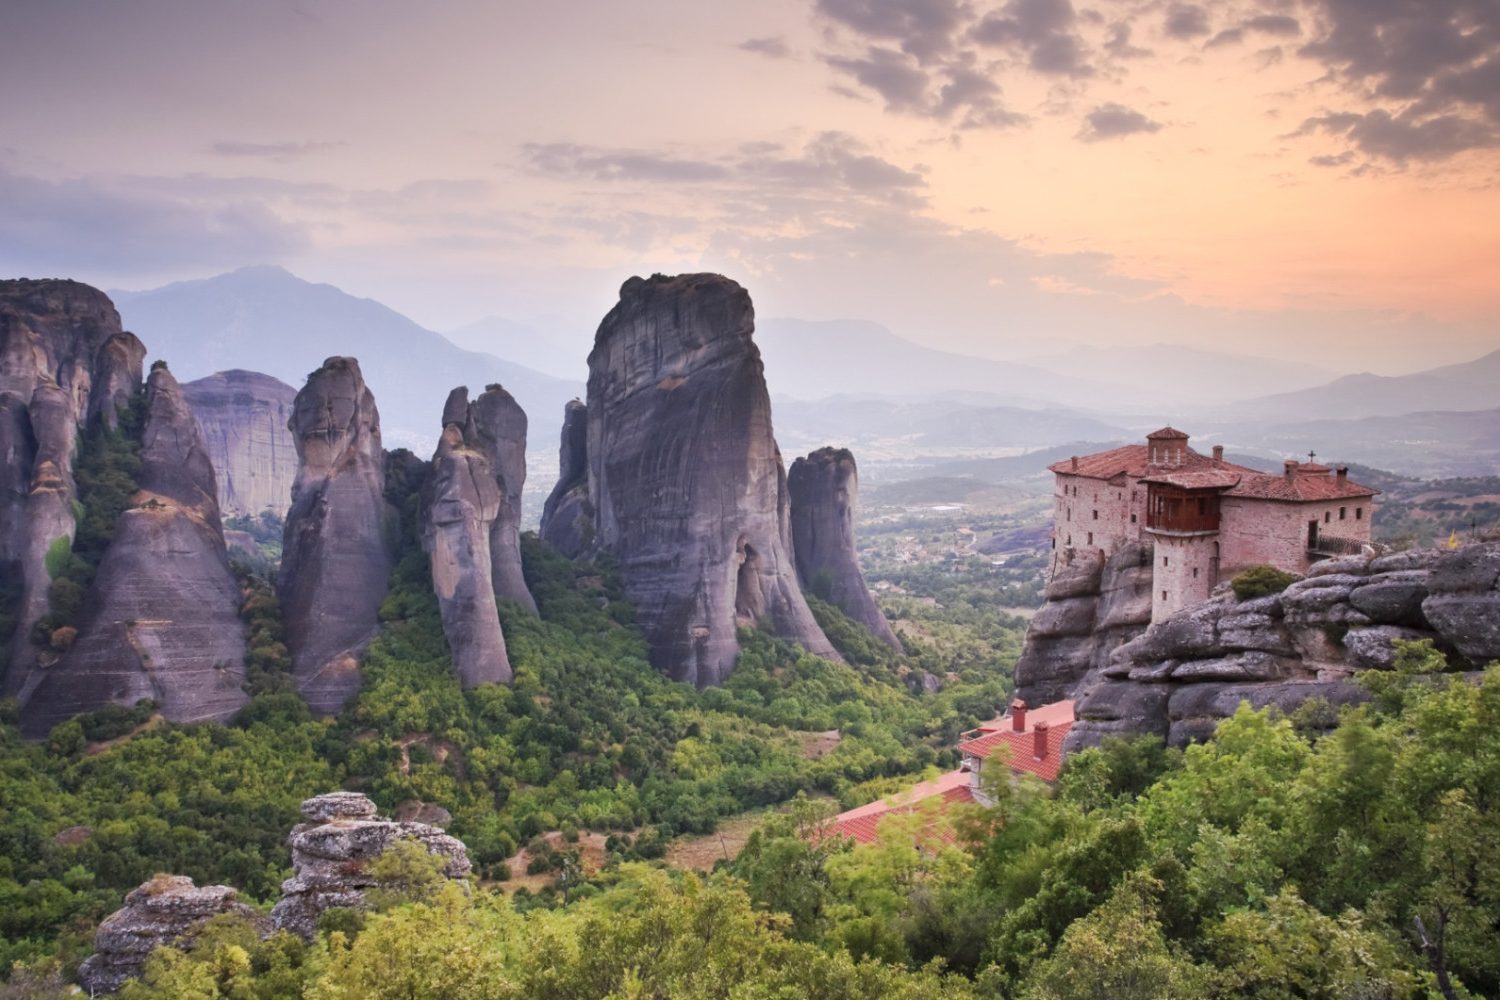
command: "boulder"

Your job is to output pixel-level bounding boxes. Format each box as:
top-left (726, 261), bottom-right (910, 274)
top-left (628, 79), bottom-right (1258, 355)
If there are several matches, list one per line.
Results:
top-left (422, 390), bottom-right (512, 688)
top-left (1348, 571), bottom-right (1431, 628)
top-left (278, 358), bottom-right (395, 715)
top-left (538, 399), bottom-right (592, 558)
top-left (1065, 681), bottom-right (1170, 750)
top-left (1422, 542), bottom-right (1500, 664)
top-left (1343, 625), bottom-right (1435, 670)
top-left (1045, 547), bottom-right (1105, 600)
top-left (1166, 680), bottom-right (1369, 745)
top-left (788, 447), bottom-right (901, 650)
top-left (577, 274), bottom-right (835, 686)
top-left (78, 875), bottom-right (256, 995)
top-left (271, 792), bottom-right (470, 940)
top-left (181, 369), bottom-right (299, 518)
top-left (21, 365), bottom-right (248, 736)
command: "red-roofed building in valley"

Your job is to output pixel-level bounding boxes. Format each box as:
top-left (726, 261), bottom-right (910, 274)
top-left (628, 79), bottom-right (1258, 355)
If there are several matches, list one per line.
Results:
top-left (822, 699), bottom-right (1075, 845)
top-left (1049, 427), bottom-right (1379, 620)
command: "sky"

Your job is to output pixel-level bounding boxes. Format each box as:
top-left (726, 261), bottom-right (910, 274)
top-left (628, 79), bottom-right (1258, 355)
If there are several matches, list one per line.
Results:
top-left (2, 0), bottom-right (1498, 373)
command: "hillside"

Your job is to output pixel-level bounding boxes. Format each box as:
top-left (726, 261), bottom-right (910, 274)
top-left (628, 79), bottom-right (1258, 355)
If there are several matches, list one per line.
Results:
top-left (111, 267), bottom-right (582, 455)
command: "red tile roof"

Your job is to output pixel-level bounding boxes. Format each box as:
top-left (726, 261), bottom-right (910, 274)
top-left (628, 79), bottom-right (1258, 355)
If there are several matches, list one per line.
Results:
top-left (1138, 469), bottom-right (1245, 490)
top-left (823, 770), bottom-right (978, 847)
top-left (1049, 444), bottom-right (1259, 482)
top-left (1225, 471), bottom-right (1379, 502)
top-left (1146, 426), bottom-right (1190, 440)
top-left (959, 699), bottom-right (1076, 783)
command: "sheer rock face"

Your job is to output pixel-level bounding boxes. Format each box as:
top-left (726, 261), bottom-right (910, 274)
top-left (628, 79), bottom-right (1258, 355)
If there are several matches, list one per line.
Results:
top-left (1055, 544), bottom-right (1500, 751)
top-left (538, 399), bottom-right (591, 558)
top-left (462, 384), bottom-right (536, 614)
top-left (271, 792), bottom-right (471, 940)
top-left (0, 280), bottom-right (143, 697)
top-left (182, 369), bottom-right (299, 518)
top-left (78, 876), bottom-right (257, 995)
top-left (279, 357), bottom-right (394, 716)
top-left (788, 447), bottom-right (900, 650)
top-left (421, 389), bottom-right (512, 688)
top-left (581, 274), bottom-right (835, 687)
top-left (21, 366), bottom-right (248, 737)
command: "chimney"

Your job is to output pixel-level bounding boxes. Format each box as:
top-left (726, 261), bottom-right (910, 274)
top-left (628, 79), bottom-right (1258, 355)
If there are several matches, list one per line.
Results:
top-left (1284, 459), bottom-right (1298, 481)
top-left (1336, 465), bottom-right (1348, 485)
top-left (1212, 445), bottom-right (1224, 463)
top-left (1033, 720), bottom-right (1050, 760)
top-left (1010, 698), bottom-right (1027, 732)
top-left (1070, 456), bottom-right (1079, 471)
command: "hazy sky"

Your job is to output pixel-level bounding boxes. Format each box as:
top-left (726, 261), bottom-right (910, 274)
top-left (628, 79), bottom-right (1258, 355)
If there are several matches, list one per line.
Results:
top-left (2, 0), bottom-right (1498, 372)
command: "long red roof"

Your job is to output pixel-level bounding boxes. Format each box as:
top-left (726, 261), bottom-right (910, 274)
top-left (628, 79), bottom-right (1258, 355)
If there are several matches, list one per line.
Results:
top-left (1049, 444), bottom-right (1258, 482)
top-left (823, 770), bottom-right (978, 847)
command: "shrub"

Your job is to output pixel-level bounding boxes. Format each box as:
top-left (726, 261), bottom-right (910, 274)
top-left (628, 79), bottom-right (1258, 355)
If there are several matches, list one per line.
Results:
top-left (1230, 564), bottom-right (1298, 601)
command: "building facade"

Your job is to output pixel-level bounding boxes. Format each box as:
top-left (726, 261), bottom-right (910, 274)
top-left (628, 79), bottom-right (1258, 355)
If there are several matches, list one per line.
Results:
top-left (1049, 428), bottom-right (1378, 620)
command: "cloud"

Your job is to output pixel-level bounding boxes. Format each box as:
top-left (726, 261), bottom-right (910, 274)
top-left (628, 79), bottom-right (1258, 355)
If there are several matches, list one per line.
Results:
top-left (524, 143), bottom-right (733, 182)
top-left (1243, 14), bottom-right (1300, 38)
top-left (825, 46), bottom-right (933, 111)
top-left (0, 168), bottom-right (308, 277)
top-left (1288, 0), bottom-right (1500, 161)
top-left (739, 36), bottom-right (792, 59)
top-left (208, 140), bottom-right (343, 160)
top-left (1164, 4), bottom-right (1212, 40)
top-left (1207, 28), bottom-right (1244, 49)
top-left (1078, 103), bottom-right (1163, 141)
top-left (814, 0), bottom-right (970, 64)
top-left (969, 0), bottom-right (1094, 77)
top-left (1103, 21), bottom-right (1151, 59)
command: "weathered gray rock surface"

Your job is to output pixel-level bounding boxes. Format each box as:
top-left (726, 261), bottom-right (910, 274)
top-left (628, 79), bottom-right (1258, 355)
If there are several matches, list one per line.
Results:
top-left (279, 358), bottom-right (395, 715)
top-left (21, 365), bottom-right (249, 736)
top-left (1013, 543), bottom-right (1154, 708)
top-left (79, 875), bottom-right (256, 995)
top-left (182, 369), bottom-right (299, 518)
top-left (271, 792), bottom-right (470, 939)
top-left (538, 399), bottom-right (591, 558)
top-left (788, 447), bottom-right (900, 650)
top-left (1054, 542), bottom-right (1500, 751)
top-left (459, 384), bottom-right (536, 614)
top-left (422, 389), bottom-right (513, 688)
top-left (1, 280), bottom-right (144, 696)
top-left (575, 274), bottom-right (835, 686)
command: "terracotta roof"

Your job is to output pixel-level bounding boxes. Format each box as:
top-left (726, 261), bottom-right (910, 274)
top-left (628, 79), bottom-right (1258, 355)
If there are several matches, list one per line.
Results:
top-left (1050, 445), bottom-right (1260, 483)
top-left (823, 770), bottom-right (978, 847)
top-left (1138, 469), bottom-right (1244, 490)
top-left (1146, 426), bottom-right (1190, 440)
top-left (1225, 470), bottom-right (1379, 502)
top-left (959, 699), bottom-right (1076, 783)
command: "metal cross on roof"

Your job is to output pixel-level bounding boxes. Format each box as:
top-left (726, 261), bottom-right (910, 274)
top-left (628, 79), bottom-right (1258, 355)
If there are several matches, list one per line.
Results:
top-left (1307, 450), bottom-right (1317, 462)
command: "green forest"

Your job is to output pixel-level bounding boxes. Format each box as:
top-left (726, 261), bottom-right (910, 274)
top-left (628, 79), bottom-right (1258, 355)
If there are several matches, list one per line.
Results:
top-left (2, 428), bottom-right (1497, 998)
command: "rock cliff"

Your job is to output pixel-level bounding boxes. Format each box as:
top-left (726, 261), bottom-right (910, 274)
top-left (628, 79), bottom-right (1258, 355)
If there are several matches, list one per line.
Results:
top-left (421, 389), bottom-right (513, 688)
top-left (459, 384), bottom-right (536, 613)
top-left (270, 791), bottom-right (471, 939)
top-left (78, 875), bottom-right (257, 995)
top-left (1060, 543), bottom-right (1500, 750)
top-left (576, 273), bottom-right (835, 686)
top-left (21, 365), bottom-right (248, 736)
top-left (182, 369), bottom-right (299, 518)
top-left (1, 280), bottom-right (144, 695)
top-left (538, 399), bottom-right (591, 558)
top-left (787, 447), bottom-right (900, 650)
top-left (279, 358), bottom-right (395, 715)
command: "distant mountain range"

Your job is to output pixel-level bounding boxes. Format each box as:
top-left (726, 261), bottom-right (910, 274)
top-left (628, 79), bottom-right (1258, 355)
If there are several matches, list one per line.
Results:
top-left (1217, 349), bottom-right (1500, 421)
top-left (112, 266), bottom-right (583, 454)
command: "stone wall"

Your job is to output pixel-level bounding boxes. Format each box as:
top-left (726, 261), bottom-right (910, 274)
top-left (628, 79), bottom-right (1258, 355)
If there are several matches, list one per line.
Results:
top-left (1219, 496), bottom-right (1373, 576)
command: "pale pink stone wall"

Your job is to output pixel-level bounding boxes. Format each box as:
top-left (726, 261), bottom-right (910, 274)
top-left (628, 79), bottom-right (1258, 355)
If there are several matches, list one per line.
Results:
top-left (1052, 473), bottom-right (1145, 557)
top-left (1218, 496), bottom-right (1373, 575)
top-left (1148, 532), bottom-right (1220, 620)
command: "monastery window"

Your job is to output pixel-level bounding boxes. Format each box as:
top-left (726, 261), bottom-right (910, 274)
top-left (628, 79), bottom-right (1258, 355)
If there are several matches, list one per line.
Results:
top-left (1325, 511), bottom-right (1331, 523)
top-left (1092, 510), bottom-right (1098, 520)
top-left (1067, 508), bottom-right (1072, 521)
top-left (1339, 506), bottom-right (1347, 520)
top-left (1163, 555), bottom-right (1169, 567)
top-left (1067, 534), bottom-right (1072, 546)
top-left (1356, 507), bottom-right (1363, 520)
top-left (1162, 590), bottom-right (1168, 601)
top-left (1087, 532), bottom-right (1093, 546)
top-left (1130, 514), bottom-right (1137, 524)
top-left (1193, 567), bottom-right (1199, 579)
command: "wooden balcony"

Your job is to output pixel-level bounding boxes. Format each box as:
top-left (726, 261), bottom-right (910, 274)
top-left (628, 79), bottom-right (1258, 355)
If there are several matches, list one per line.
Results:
top-left (1145, 486), bottom-right (1221, 533)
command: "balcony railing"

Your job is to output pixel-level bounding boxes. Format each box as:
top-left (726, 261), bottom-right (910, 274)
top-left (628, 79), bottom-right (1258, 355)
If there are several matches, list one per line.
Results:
top-left (1309, 534), bottom-right (1366, 557)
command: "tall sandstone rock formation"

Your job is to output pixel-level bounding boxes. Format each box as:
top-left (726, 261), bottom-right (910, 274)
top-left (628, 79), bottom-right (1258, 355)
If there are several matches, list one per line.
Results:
top-left (1, 280), bottom-right (145, 696)
top-left (538, 399), bottom-right (591, 558)
top-left (459, 384), bottom-right (536, 614)
top-left (22, 365), bottom-right (249, 735)
top-left (182, 369), bottom-right (299, 518)
top-left (788, 447), bottom-right (901, 650)
top-left (1020, 542), bottom-right (1500, 751)
top-left (576, 273), bottom-right (835, 686)
top-left (421, 386), bottom-right (534, 689)
top-left (279, 357), bottom-right (394, 715)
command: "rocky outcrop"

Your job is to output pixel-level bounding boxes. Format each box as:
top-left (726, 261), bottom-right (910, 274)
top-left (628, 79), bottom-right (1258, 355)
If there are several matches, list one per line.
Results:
top-left (459, 384), bottom-right (536, 614)
top-left (1, 280), bottom-right (144, 695)
top-left (79, 875), bottom-right (257, 995)
top-left (21, 365), bottom-right (249, 736)
top-left (270, 791), bottom-right (470, 939)
top-left (279, 358), bottom-right (395, 716)
top-left (182, 369), bottom-right (299, 518)
top-left (575, 273), bottom-right (835, 686)
top-left (1061, 543), bottom-right (1500, 750)
top-left (538, 399), bottom-right (591, 558)
top-left (788, 447), bottom-right (900, 650)
top-left (422, 389), bottom-right (513, 688)
top-left (1013, 543), bottom-right (1154, 708)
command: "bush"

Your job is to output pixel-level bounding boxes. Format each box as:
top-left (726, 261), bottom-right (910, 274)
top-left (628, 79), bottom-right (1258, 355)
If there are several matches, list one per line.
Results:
top-left (1230, 564), bottom-right (1298, 600)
